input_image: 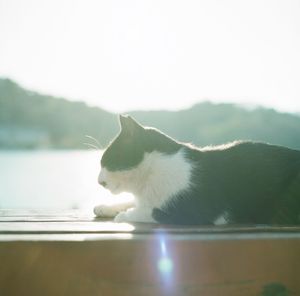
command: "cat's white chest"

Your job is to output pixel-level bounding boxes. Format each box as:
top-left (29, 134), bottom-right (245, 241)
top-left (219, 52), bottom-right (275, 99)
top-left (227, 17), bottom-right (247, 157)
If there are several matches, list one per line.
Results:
top-left (135, 149), bottom-right (193, 208)
top-left (96, 149), bottom-right (193, 223)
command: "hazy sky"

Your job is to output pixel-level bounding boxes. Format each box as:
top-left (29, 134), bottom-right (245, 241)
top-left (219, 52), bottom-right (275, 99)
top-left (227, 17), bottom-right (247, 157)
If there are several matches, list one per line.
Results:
top-left (0, 0), bottom-right (300, 113)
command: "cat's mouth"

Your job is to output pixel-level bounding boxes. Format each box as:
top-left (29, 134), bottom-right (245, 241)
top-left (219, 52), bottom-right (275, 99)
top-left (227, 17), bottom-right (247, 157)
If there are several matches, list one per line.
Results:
top-left (108, 183), bottom-right (121, 195)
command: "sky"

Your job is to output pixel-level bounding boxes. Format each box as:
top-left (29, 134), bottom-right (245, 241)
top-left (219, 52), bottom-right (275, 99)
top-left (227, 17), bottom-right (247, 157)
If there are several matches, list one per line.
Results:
top-left (0, 0), bottom-right (300, 113)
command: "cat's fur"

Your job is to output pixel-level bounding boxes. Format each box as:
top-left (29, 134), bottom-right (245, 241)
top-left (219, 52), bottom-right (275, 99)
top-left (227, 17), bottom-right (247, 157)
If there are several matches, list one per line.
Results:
top-left (94, 115), bottom-right (300, 225)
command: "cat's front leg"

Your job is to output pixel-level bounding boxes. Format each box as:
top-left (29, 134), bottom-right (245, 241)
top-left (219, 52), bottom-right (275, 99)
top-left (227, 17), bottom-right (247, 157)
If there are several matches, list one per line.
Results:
top-left (114, 207), bottom-right (156, 223)
top-left (94, 201), bottom-right (134, 218)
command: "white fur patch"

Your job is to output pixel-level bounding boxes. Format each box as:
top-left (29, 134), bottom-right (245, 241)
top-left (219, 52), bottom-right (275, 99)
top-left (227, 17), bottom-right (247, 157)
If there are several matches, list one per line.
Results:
top-left (97, 149), bottom-right (192, 222)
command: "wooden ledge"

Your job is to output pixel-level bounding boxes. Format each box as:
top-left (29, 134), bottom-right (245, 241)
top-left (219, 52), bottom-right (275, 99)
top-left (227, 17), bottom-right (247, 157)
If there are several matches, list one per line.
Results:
top-left (1, 209), bottom-right (300, 241)
top-left (1, 210), bottom-right (300, 295)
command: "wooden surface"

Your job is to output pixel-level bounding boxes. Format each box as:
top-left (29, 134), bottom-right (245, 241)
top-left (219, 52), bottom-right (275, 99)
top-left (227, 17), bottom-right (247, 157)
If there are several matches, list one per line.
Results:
top-left (1, 209), bottom-right (300, 296)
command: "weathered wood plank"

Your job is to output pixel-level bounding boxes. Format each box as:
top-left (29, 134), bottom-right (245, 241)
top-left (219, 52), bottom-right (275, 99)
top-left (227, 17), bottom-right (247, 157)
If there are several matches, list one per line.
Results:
top-left (2, 232), bottom-right (300, 242)
top-left (1, 209), bottom-right (300, 238)
top-left (0, 209), bottom-right (88, 216)
top-left (0, 221), bottom-right (135, 233)
top-left (2, 220), bottom-right (300, 237)
top-left (0, 209), bottom-right (96, 222)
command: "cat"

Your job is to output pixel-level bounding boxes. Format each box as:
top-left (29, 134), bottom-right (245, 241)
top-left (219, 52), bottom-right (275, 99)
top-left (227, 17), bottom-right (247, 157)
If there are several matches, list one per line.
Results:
top-left (94, 115), bottom-right (300, 225)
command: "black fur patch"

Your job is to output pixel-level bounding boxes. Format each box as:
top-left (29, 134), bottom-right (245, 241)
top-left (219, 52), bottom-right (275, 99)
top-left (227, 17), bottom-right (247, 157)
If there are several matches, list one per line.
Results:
top-left (101, 115), bottom-right (180, 171)
top-left (152, 141), bottom-right (300, 225)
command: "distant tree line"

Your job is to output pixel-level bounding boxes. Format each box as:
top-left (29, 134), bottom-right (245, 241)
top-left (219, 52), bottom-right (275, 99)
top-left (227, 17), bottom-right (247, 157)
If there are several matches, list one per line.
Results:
top-left (1, 78), bottom-right (300, 150)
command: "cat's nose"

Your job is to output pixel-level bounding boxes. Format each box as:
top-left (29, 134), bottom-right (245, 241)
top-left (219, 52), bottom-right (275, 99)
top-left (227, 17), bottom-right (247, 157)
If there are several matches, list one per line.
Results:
top-left (99, 181), bottom-right (107, 188)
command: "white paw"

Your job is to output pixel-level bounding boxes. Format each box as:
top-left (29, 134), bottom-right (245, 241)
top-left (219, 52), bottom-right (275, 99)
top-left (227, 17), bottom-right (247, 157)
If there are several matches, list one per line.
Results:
top-left (94, 205), bottom-right (119, 218)
top-left (114, 211), bottom-right (129, 223)
top-left (114, 208), bottom-right (156, 223)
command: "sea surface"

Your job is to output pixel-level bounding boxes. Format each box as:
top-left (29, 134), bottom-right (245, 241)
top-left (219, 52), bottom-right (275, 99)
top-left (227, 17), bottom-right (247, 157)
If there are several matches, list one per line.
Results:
top-left (0, 150), bottom-right (133, 210)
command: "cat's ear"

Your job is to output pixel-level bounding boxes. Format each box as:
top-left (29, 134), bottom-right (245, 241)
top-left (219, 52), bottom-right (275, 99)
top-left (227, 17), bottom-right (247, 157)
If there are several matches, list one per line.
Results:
top-left (119, 115), bottom-right (143, 134)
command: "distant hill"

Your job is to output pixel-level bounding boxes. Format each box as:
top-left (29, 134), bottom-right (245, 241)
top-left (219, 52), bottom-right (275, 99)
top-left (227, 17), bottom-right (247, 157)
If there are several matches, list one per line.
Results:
top-left (1, 78), bottom-right (300, 150)
top-left (130, 103), bottom-right (300, 149)
top-left (0, 79), bottom-right (118, 149)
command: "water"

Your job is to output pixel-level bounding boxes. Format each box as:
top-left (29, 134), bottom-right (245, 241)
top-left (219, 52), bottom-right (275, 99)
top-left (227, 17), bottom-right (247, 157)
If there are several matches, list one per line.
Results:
top-left (0, 150), bottom-right (133, 210)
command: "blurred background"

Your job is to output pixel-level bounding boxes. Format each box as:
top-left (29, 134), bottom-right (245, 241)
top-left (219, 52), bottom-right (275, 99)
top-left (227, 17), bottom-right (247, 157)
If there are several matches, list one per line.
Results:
top-left (0, 0), bottom-right (300, 210)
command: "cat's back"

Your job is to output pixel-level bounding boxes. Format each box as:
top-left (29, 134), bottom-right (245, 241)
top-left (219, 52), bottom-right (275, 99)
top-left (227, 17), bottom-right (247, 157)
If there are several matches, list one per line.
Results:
top-left (186, 140), bottom-right (300, 168)
top-left (154, 141), bottom-right (300, 224)
top-left (185, 141), bottom-right (300, 196)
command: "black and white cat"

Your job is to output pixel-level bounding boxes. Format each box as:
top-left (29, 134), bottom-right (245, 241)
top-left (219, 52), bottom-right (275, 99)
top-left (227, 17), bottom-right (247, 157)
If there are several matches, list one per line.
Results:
top-left (94, 115), bottom-right (300, 225)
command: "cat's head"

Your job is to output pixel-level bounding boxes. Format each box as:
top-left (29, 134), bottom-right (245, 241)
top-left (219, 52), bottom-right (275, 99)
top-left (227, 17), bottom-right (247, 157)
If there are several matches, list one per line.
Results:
top-left (98, 115), bottom-right (148, 194)
top-left (98, 115), bottom-right (180, 194)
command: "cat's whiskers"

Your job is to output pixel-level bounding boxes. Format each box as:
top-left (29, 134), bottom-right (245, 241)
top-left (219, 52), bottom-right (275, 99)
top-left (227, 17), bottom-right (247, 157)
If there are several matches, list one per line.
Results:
top-left (85, 135), bottom-right (103, 149)
top-left (83, 143), bottom-right (100, 151)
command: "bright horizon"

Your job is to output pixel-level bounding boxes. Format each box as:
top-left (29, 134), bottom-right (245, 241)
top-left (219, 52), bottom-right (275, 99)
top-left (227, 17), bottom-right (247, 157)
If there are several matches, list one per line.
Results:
top-left (1, 0), bottom-right (300, 113)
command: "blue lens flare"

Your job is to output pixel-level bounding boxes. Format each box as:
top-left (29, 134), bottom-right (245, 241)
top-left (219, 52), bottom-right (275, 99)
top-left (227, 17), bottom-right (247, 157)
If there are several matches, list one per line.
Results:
top-left (158, 257), bottom-right (173, 274)
top-left (156, 231), bottom-right (175, 291)
top-left (160, 239), bottom-right (167, 256)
